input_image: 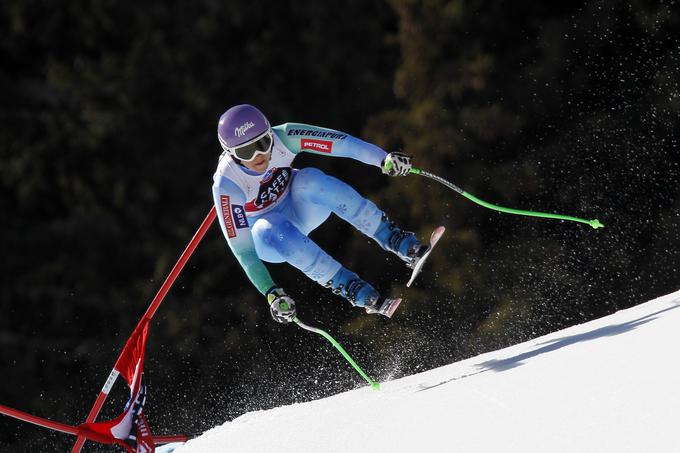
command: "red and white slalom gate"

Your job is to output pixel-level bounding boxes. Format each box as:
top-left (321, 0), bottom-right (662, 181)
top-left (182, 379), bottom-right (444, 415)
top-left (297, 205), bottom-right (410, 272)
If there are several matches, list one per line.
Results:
top-left (0, 207), bottom-right (217, 452)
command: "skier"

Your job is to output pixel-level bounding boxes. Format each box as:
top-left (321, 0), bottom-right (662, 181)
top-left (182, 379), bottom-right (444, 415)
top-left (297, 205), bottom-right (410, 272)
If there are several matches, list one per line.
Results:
top-left (212, 104), bottom-right (429, 324)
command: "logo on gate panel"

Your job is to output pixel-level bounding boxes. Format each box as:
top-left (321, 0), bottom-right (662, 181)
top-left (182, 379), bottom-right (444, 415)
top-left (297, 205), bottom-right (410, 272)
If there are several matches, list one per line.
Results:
top-left (220, 195), bottom-right (236, 238)
top-left (231, 204), bottom-right (249, 229)
top-left (301, 139), bottom-right (333, 153)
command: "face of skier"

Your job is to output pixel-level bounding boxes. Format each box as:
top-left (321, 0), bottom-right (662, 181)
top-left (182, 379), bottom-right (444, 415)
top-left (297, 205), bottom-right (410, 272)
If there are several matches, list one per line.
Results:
top-left (241, 150), bottom-right (271, 173)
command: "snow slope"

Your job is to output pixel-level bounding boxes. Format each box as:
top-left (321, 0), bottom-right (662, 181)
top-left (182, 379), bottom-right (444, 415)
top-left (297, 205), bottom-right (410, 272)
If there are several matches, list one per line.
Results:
top-left (163, 289), bottom-right (680, 453)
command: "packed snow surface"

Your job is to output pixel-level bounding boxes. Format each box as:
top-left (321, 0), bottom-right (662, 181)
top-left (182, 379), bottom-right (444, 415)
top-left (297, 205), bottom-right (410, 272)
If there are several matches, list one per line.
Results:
top-left (163, 289), bottom-right (680, 453)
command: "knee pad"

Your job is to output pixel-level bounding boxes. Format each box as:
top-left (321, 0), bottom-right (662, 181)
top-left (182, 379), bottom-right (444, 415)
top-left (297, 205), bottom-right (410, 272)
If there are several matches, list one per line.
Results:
top-left (252, 217), bottom-right (298, 250)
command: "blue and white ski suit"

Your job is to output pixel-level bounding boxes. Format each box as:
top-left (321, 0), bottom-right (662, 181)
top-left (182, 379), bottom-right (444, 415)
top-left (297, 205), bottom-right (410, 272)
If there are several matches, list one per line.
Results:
top-left (211, 122), bottom-right (398, 304)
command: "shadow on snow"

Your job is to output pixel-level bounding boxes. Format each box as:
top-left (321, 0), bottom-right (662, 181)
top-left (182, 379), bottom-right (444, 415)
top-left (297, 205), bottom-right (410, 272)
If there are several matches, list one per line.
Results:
top-left (477, 300), bottom-right (680, 373)
top-left (416, 297), bottom-right (680, 392)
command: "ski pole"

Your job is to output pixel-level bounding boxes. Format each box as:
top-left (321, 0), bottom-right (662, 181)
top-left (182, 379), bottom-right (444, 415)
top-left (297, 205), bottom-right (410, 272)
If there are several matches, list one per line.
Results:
top-left (410, 167), bottom-right (604, 229)
top-left (293, 317), bottom-right (380, 390)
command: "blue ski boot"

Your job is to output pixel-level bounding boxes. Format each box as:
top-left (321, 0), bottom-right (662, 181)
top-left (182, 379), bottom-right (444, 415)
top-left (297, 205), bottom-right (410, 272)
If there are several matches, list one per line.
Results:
top-left (325, 267), bottom-right (380, 308)
top-left (373, 215), bottom-right (428, 269)
top-left (325, 267), bottom-right (403, 317)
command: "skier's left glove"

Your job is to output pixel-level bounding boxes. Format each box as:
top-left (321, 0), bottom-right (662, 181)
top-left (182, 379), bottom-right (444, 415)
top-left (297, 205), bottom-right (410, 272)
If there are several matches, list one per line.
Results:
top-left (266, 287), bottom-right (297, 324)
top-left (381, 152), bottom-right (413, 177)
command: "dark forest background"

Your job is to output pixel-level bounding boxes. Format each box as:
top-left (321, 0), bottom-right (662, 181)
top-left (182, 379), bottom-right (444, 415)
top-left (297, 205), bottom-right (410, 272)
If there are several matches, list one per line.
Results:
top-left (1, 0), bottom-right (679, 451)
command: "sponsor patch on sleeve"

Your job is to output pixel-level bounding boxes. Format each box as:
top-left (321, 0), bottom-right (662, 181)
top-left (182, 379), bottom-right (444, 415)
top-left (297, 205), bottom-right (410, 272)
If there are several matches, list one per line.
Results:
top-left (231, 204), bottom-right (249, 229)
top-left (220, 195), bottom-right (236, 238)
top-left (300, 138), bottom-right (333, 153)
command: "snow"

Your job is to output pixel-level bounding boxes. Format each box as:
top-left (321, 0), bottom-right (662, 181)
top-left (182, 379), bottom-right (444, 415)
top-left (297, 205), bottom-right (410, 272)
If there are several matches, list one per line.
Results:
top-left (160, 289), bottom-right (680, 453)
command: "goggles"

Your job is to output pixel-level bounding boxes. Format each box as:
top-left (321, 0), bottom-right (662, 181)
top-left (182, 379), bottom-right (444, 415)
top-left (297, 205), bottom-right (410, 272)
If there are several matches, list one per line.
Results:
top-left (226, 129), bottom-right (273, 162)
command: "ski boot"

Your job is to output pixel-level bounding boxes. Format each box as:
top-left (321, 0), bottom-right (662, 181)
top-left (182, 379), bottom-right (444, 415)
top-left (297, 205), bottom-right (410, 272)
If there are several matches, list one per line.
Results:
top-left (374, 215), bottom-right (425, 268)
top-left (325, 268), bottom-right (402, 318)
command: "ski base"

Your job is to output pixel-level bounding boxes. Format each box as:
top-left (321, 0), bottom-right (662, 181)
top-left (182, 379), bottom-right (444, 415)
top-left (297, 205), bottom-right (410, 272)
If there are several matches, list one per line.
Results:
top-left (406, 226), bottom-right (446, 288)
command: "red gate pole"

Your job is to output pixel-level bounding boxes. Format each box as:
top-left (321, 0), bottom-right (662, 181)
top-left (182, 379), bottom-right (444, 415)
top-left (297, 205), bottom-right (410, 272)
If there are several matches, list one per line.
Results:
top-left (0, 403), bottom-right (192, 445)
top-left (0, 403), bottom-right (79, 436)
top-left (71, 207), bottom-right (217, 453)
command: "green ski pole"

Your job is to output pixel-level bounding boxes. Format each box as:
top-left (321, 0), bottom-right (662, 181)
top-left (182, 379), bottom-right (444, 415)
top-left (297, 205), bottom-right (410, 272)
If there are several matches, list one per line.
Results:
top-left (409, 167), bottom-right (604, 229)
top-left (294, 317), bottom-right (381, 390)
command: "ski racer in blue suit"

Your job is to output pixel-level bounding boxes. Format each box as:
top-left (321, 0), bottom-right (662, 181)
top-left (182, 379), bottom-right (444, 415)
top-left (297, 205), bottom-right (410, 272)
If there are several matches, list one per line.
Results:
top-left (212, 104), bottom-right (425, 323)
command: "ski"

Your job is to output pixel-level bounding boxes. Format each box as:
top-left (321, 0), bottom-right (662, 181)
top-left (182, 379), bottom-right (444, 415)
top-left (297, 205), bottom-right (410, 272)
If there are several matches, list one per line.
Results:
top-left (406, 226), bottom-right (446, 288)
top-left (381, 297), bottom-right (403, 317)
top-left (366, 297), bottom-right (403, 318)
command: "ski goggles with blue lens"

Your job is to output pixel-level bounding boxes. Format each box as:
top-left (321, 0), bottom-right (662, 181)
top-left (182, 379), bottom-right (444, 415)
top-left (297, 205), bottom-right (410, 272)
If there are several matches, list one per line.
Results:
top-left (226, 129), bottom-right (274, 162)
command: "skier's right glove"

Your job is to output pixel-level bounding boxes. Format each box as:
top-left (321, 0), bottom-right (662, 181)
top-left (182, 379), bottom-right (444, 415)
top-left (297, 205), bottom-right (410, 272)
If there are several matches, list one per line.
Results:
top-left (266, 287), bottom-right (297, 324)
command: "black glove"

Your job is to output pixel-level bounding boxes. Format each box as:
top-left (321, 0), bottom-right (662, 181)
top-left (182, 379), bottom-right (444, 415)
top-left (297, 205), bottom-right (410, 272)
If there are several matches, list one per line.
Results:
top-left (266, 287), bottom-right (297, 324)
top-left (381, 152), bottom-right (413, 176)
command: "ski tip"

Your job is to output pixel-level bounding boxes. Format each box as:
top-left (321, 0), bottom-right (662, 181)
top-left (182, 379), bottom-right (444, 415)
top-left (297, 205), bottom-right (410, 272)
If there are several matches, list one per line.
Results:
top-left (431, 225), bottom-right (446, 242)
top-left (384, 297), bottom-right (402, 318)
top-left (365, 297), bottom-right (402, 317)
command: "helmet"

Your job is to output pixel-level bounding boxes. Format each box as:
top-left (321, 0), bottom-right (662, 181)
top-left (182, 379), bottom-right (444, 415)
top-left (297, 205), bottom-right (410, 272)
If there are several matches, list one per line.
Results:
top-left (217, 104), bottom-right (273, 161)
